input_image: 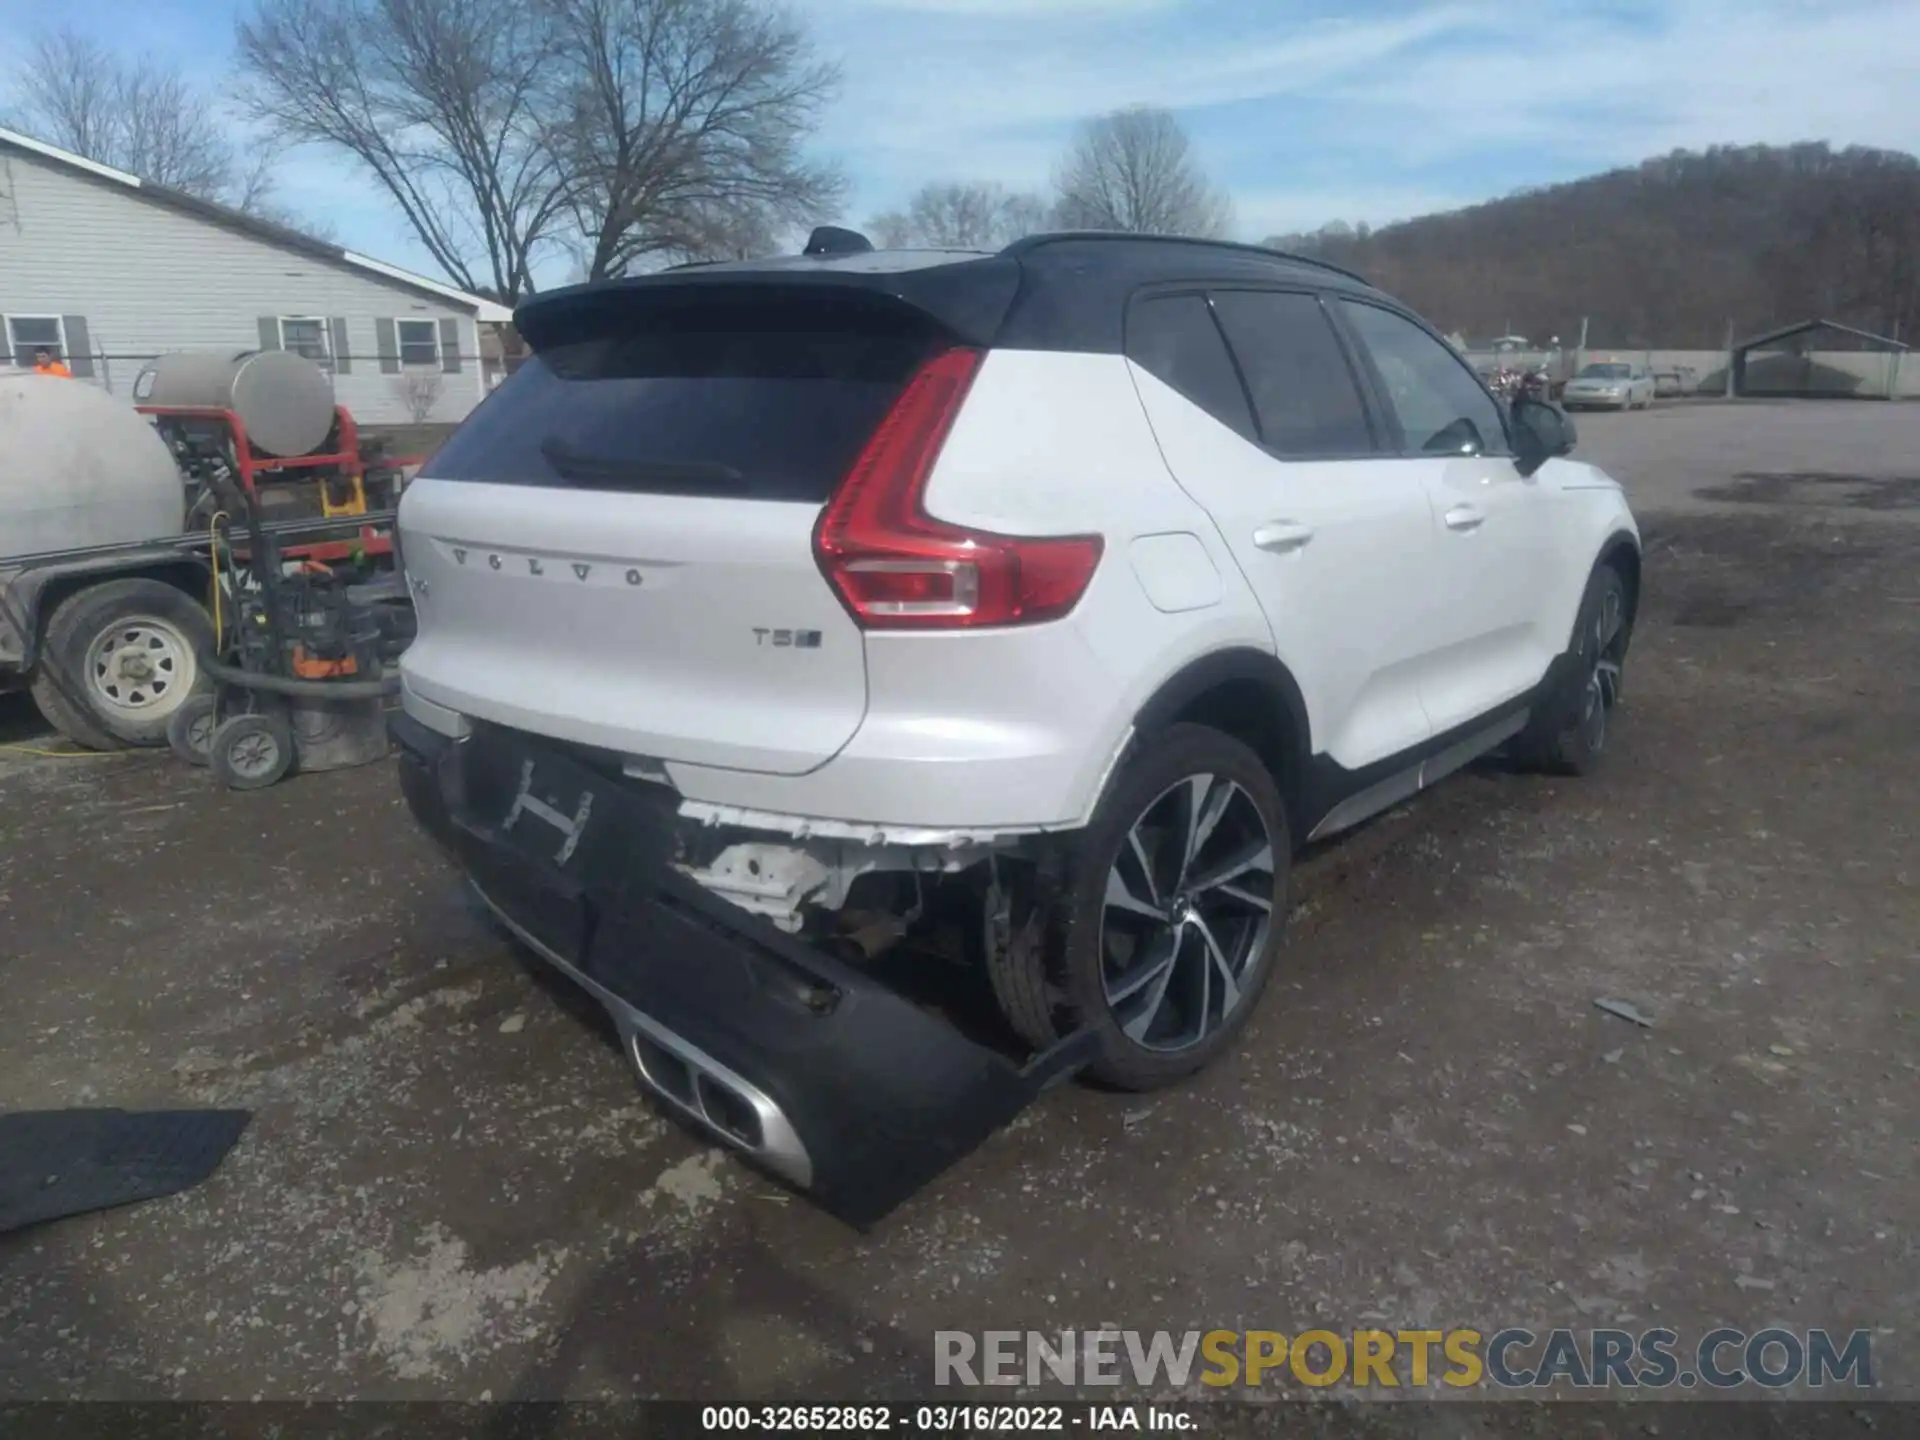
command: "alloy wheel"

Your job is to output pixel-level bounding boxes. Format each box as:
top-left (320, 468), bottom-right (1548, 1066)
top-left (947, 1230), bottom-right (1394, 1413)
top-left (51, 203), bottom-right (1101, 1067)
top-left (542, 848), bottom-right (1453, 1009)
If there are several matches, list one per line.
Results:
top-left (1099, 774), bottom-right (1276, 1053)
top-left (1580, 585), bottom-right (1627, 754)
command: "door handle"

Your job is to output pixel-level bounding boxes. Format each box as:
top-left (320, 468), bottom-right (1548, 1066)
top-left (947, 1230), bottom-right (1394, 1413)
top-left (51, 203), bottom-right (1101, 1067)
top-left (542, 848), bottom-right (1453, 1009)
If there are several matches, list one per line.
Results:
top-left (1252, 520), bottom-right (1315, 553)
top-left (1444, 504), bottom-right (1485, 532)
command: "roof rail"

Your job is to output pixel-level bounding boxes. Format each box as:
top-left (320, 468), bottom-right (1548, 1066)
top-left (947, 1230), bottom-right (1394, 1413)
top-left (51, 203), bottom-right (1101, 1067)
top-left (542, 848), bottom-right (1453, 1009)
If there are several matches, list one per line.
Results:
top-left (999, 230), bottom-right (1370, 286)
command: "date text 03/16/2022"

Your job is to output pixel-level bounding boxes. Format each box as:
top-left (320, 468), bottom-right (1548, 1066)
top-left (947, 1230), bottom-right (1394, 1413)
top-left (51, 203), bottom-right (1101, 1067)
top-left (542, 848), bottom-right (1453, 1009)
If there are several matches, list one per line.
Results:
top-left (700, 1405), bottom-right (1192, 1432)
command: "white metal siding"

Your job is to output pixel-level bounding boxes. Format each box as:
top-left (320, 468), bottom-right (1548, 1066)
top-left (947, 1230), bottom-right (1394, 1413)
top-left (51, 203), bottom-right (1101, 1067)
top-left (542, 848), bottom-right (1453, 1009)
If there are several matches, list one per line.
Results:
top-left (0, 145), bottom-right (487, 426)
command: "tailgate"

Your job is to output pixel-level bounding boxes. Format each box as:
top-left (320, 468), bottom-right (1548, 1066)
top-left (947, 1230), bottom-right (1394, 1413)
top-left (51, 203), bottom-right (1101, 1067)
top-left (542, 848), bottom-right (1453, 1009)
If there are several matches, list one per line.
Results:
top-left (397, 292), bottom-right (962, 775)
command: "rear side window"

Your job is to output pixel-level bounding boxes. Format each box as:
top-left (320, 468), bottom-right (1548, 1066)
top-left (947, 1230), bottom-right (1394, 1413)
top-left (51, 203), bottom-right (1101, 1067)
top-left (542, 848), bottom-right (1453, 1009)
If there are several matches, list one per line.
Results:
top-left (1208, 291), bottom-right (1375, 458)
top-left (1338, 300), bottom-right (1510, 457)
top-left (424, 325), bottom-right (933, 501)
top-left (1125, 294), bottom-right (1257, 441)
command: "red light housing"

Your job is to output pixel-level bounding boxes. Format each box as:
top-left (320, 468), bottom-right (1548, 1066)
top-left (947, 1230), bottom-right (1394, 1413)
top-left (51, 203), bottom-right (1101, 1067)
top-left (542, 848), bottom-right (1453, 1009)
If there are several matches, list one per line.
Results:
top-left (814, 347), bottom-right (1105, 630)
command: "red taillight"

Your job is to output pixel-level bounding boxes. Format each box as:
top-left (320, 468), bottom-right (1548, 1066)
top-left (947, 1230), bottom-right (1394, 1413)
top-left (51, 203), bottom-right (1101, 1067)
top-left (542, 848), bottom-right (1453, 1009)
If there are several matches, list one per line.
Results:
top-left (814, 347), bottom-right (1104, 630)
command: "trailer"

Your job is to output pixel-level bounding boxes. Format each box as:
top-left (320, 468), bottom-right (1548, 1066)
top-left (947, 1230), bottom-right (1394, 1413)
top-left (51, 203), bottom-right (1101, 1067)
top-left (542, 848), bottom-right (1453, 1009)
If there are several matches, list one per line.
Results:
top-left (1, 510), bottom-right (406, 751)
top-left (2, 358), bottom-right (415, 751)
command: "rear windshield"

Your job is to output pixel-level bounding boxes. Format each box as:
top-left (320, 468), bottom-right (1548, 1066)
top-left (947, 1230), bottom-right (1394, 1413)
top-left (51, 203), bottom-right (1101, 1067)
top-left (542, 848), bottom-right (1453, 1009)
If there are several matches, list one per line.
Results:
top-left (425, 324), bottom-right (934, 502)
top-left (1578, 363), bottom-right (1631, 378)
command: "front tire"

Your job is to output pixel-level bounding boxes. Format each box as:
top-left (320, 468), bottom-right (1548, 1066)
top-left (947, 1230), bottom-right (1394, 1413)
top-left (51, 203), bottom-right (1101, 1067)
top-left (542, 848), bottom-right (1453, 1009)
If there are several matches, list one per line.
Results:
top-left (1515, 564), bottom-right (1630, 775)
top-left (1018, 724), bottom-right (1292, 1091)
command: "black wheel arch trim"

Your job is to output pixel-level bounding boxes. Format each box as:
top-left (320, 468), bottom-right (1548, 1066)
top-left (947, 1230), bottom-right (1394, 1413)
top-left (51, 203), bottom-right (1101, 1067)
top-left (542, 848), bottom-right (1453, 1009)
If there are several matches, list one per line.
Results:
top-left (1128, 646), bottom-right (1314, 834)
top-left (1595, 528), bottom-right (1643, 629)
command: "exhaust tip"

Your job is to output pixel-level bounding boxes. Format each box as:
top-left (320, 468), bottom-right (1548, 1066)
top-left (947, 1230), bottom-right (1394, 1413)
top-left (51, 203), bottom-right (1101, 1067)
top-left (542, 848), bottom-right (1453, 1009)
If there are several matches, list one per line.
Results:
top-left (619, 1019), bottom-right (811, 1190)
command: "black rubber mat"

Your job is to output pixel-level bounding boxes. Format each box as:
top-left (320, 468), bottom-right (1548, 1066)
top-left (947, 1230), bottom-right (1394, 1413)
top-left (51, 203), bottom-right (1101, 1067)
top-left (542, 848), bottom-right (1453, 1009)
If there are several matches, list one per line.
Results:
top-left (0, 1108), bottom-right (250, 1234)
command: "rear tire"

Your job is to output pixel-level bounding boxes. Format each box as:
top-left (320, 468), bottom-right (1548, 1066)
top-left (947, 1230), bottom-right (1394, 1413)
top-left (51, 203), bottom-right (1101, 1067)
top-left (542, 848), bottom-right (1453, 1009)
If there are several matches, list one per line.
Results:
top-left (31, 579), bottom-right (215, 750)
top-left (990, 724), bottom-right (1292, 1091)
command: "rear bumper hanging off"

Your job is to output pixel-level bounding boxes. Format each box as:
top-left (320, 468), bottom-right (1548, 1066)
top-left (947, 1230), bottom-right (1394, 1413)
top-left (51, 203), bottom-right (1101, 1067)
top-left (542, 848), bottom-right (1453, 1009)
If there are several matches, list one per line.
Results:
top-left (391, 712), bottom-right (1091, 1229)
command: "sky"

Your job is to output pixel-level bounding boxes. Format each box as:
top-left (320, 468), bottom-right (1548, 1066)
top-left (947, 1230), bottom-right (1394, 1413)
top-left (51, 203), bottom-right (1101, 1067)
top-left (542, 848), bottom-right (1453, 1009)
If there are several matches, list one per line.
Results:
top-left (2, 0), bottom-right (1917, 294)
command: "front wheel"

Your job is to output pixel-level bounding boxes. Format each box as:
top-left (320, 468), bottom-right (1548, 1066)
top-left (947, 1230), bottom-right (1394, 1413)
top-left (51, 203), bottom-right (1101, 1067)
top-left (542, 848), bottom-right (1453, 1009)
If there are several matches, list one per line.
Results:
top-left (999, 724), bottom-right (1292, 1091)
top-left (1515, 565), bottom-right (1630, 775)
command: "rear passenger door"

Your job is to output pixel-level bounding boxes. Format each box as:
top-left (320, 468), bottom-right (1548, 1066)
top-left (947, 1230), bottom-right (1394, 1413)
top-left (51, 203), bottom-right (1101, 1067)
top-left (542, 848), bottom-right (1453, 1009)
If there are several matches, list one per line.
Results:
top-left (1333, 299), bottom-right (1552, 735)
top-left (1125, 288), bottom-right (1437, 774)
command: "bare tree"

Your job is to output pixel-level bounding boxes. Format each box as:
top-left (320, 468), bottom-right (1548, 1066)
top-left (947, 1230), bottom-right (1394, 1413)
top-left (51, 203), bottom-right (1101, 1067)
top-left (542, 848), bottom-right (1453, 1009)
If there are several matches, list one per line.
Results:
top-left (392, 370), bottom-right (445, 423)
top-left (6, 25), bottom-right (285, 212)
top-left (1052, 105), bottom-right (1233, 239)
top-left (867, 181), bottom-right (1049, 250)
top-left (237, 0), bottom-right (572, 301)
top-left (549, 0), bottom-right (844, 278)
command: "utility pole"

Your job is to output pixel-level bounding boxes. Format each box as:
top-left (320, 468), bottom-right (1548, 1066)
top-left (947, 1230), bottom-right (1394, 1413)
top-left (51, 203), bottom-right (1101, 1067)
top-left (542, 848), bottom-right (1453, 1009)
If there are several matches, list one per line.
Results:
top-left (1575, 316), bottom-right (1588, 374)
top-left (1723, 318), bottom-right (1736, 399)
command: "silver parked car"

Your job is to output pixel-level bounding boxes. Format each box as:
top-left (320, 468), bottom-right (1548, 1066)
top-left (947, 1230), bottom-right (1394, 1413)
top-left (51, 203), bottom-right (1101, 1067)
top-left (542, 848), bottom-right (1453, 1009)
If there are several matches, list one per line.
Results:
top-left (1653, 366), bottom-right (1697, 398)
top-left (1563, 361), bottom-right (1656, 411)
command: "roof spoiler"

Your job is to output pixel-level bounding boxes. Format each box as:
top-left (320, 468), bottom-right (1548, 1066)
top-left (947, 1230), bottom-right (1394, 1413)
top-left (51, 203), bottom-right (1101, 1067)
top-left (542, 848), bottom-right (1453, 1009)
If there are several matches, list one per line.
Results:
top-left (516, 261), bottom-right (1023, 352)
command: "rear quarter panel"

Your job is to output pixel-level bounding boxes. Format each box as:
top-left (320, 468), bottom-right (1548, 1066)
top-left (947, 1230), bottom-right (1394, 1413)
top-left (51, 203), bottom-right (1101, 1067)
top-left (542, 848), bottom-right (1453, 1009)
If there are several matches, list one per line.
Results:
top-left (927, 348), bottom-right (1278, 823)
top-left (664, 349), bottom-right (1278, 831)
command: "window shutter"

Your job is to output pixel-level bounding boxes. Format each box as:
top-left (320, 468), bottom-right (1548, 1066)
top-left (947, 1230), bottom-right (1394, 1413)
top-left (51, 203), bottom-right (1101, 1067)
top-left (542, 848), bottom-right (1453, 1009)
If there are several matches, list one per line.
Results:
top-left (258, 317), bottom-right (282, 351)
top-left (62, 316), bottom-right (94, 377)
top-left (439, 317), bottom-right (463, 373)
top-left (375, 317), bottom-right (400, 374)
top-left (329, 318), bottom-right (352, 375)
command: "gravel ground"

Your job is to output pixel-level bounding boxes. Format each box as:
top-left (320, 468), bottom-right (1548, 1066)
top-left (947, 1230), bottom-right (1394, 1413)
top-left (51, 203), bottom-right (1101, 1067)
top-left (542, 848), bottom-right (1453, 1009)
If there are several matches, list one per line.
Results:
top-left (1, 400), bottom-right (1915, 1405)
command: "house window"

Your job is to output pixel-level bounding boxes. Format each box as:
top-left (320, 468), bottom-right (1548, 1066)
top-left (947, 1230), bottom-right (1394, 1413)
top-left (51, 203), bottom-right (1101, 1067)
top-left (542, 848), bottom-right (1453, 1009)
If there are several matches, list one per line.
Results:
top-left (396, 318), bottom-right (440, 368)
top-left (278, 316), bottom-right (331, 365)
top-left (8, 315), bottom-right (65, 368)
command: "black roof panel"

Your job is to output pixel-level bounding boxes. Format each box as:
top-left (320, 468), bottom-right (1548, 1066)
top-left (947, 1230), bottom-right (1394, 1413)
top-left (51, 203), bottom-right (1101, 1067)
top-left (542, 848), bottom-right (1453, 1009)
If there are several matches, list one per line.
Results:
top-left (515, 231), bottom-right (1386, 356)
top-left (993, 232), bottom-right (1379, 353)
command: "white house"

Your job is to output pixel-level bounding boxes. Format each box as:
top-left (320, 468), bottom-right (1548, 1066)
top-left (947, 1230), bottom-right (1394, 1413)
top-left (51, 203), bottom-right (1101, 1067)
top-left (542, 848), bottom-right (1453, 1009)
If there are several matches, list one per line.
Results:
top-left (0, 127), bottom-right (513, 429)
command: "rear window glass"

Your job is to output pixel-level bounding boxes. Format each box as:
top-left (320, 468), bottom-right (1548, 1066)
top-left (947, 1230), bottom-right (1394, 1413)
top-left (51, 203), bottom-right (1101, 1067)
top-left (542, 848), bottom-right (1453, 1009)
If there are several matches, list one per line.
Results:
top-left (425, 326), bottom-right (933, 501)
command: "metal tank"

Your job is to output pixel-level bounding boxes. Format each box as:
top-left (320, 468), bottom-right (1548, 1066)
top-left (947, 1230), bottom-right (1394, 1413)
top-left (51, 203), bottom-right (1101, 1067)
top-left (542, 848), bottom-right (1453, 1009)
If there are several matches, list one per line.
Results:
top-left (135, 348), bottom-right (337, 458)
top-left (0, 373), bottom-right (185, 556)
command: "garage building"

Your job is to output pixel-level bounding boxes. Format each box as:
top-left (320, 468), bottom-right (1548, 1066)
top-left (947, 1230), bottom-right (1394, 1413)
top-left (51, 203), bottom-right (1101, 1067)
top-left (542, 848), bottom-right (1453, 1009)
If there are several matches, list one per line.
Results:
top-left (1731, 319), bottom-right (1908, 400)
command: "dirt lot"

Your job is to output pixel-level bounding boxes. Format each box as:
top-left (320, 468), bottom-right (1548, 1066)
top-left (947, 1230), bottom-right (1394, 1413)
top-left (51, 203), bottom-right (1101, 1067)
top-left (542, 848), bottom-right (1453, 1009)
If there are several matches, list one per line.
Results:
top-left (1, 400), bottom-right (1915, 1404)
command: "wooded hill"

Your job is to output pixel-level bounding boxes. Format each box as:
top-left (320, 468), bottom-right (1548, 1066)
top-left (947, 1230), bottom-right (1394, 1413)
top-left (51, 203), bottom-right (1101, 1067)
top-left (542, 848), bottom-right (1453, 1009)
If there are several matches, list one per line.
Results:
top-left (1268, 144), bottom-right (1920, 349)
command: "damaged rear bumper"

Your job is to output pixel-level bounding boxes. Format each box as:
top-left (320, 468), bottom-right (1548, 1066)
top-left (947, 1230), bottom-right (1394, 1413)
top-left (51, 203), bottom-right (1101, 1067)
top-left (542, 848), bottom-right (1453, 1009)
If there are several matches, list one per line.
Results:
top-left (391, 713), bottom-right (1088, 1228)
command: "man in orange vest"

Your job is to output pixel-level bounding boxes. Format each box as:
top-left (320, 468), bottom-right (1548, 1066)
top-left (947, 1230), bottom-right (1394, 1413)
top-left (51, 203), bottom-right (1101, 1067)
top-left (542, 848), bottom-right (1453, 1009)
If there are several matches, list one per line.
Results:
top-left (32, 347), bottom-right (71, 378)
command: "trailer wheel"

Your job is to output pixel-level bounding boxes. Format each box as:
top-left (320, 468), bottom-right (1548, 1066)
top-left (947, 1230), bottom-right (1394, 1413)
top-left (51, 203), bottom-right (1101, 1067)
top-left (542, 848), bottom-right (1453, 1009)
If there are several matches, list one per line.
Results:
top-left (209, 712), bottom-right (295, 790)
top-left (166, 693), bottom-right (221, 766)
top-left (31, 578), bottom-right (216, 750)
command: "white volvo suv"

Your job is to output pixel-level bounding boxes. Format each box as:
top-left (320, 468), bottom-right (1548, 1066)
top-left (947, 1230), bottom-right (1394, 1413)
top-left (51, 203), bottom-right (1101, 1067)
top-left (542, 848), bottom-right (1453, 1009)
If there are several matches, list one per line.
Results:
top-left (392, 229), bottom-right (1640, 1225)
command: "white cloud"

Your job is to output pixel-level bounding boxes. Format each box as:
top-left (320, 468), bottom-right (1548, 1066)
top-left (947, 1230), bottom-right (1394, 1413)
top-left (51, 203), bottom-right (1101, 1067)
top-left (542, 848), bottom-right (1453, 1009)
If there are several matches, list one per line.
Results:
top-left (816, 5), bottom-right (1501, 161)
top-left (821, 0), bottom-right (1920, 237)
top-left (1312, 0), bottom-right (1920, 163)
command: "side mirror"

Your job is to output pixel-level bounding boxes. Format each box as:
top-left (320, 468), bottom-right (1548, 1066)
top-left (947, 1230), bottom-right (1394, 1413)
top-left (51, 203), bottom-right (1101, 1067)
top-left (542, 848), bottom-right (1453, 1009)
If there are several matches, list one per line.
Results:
top-left (1510, 396), bottom-right (1575, 477)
